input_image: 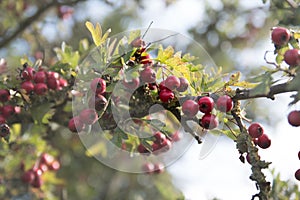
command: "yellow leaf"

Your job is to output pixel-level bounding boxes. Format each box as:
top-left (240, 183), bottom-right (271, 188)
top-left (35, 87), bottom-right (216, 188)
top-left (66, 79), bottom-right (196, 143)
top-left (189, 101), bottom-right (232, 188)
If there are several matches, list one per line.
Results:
top-left (227, 71), bottom-right (241, 85)
top-left (232, 81), bottom-right (258, 89)
top-left (85, 21), bottom-right (102, 46)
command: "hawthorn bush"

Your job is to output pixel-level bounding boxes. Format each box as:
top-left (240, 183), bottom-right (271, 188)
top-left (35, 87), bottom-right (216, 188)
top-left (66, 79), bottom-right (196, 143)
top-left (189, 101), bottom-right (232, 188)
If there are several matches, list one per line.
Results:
top-left (1, 0), bottom-right (300, 200)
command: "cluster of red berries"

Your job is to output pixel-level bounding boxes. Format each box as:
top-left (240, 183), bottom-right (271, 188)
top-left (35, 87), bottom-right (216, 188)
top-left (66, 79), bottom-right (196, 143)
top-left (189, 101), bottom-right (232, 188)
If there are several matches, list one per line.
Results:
top-left (0, 89), bottom-right (20, 140)
top-left (142, 162), bottom-right (164, 174)
top-left (20, 64), bottom-right (68, 95)
top-left (21, 153), bottom-right (60, 188)
top-left (271, 27), bottom-right (300, 67)
top-left (68, 77), bottom-right (108, 132)
top-left (182, 95), bottom-right (233, 130)
top-left (137, 131), bottom-right (180, 156)
top-left (245, 123), bottom-right (271, 164)
top-left (248, 122), bottom-right (271, 149)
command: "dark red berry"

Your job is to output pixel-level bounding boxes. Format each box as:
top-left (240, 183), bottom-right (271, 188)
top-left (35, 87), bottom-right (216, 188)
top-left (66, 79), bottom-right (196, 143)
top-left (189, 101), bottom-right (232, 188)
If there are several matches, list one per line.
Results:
top-left (160, 138), bottom-right (172, 152)
top-left (159, 89), bottom-right (174, 103)
top-left (284, 49), bottom-right (300, 66)
top-left (47, 71), bottom-right (60, 79)
top-left (21, 67), bottom-right (35, 80)
top-left (2, 105), bottom-right (15, 118)
top-left (34, 83), bottom-right (48, 95)
top-left (88, 94), bottom-right (107, 111)
top-left (182, 100), bottom-right (199, 118)
top-left (47, 77), bottom-right (60, 90)
top-left (177, 77), bottom-right (189, 92)
top-left (21, 81), bottom-right (35, 94)
top-left (34, 71), bottom-right (47, 83)
top-left (198, 96), bottom-right (214, 114)
top-left (140, 67), bottom-right (156, 83)
top-left (295, 169), bottom-right (300, 181)
top-left (0, 115), bottom-right (6, 124)
top-left (79, 109), bottom-right (98, 125)
top-left (298, 151), bottom-right (300, 160)
top-left (257, 134), bottom-right (271, 149)
top-left (31, 175), bottom-right (43, 188)
top-left (123, 77), bottom-right (140, 90)
top-left (59, 78), bottom-right (68, 87)
top-left (153, 132), bottom-right (166, 145)
top-left (248, 123), bottom-right (264, 138)
top-left (137, 144), bottom-right (150, 154)
top-left (287, 110), bottom-right (300, 127)
top-left (68, 116), bottom-right (85, 132)
top-left (271, 27), bottom-right (291, 46)
top-left (0, 89), bottom-right (10, 102)
top-left (165, 75), bottom-right (180, 91)
top-left (216, 95), bottom-right (233, 112)
top-left (0, 124), bottom-right (10, 137)
top-left (21, 169), bottom-right (35, 183)
top-left (90, 78), bottom-right (106, 94)
top-left (200, 114), bottom-right (218, 129)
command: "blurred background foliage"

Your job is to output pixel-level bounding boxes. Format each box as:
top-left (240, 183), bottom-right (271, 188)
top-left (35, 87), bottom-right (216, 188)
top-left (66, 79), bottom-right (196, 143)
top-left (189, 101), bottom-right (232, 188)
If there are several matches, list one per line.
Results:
top-left (1, 0), bottom-right (300, 199)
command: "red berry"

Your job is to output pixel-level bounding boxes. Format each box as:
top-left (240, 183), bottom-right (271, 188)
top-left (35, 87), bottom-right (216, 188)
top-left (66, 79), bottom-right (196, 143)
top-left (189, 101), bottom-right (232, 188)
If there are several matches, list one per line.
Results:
top-left (0, 89), bottom-right (10, 102)
top-left (31, 175), bottom-right (43, 188)
top-left (79, 109), bottom-right (98, 125)
top-left (40, 153), bottom-right (54, 166)
top-left (47, 71), bottom-right (60, 79)
top-left (246, 153), bottom-right (260, 164)
top-left (171, 131), bottom-right (181, 142)
top-left (257, 134), bottom-right (271, 149)
top-left (159, 80), bottom-right (167, 91)
top-left (59, 78), bottom-right (68, 87)
top-left (248, 123), bottom-right (264, 138)
top-left (137, 144), bottom-right (150, 154)
top-left (21, 169), bottom-right (35, 183)
top-left (142, 162), bottom-right (154, 174)
top-left (0, 124), bottom-right (10, 137)
top-left (153, 132), bottom-right (167, 145)
top-left (198, 96), bottom-right (214, 114)
top-left (21, 67), bottom-right (35, 80)
top-left (200, 114), bottom-right (218, 129)
top-left (153, 163), bottom-right (165, 173)
top-left (182, 100), bottom-right (199, 118)
top-left (216, 95), bottom-right (233, 112)
top-left (49, 160), bottom-right (60, 171)
top-left (159, 89), bottom-right (174, 103)
top-left (123, 77), bottom-right (140, 90)
top-left (47, 77), bottom-right (60, 90)
top-left (287, 110), bottom-right (300, 127)
top-left (68, 116), bottom-right (85, 132)
top-left (21, 81), bottom-right (35, 94)
top-left (295, 169), bottom-right (300, 181)
top-left (284, 49), bottom-right (300, 66)
top-left (152, 143), bottom-right (161, 154)
top-left (0, 115), bottom-right (6, 124)
top-left (298, 151), bottom-right (300, 160)
top-left (160, 138), bottom-right (172, 152)
top-left (90, 78), bottom-right (106, 94)
top-left (271, 27), bottom-right (291, 46)
top-left (165, 75), bottom-right (180, 91)
top-left (34, 83), bottom-right (48, 95)
top-left (39, 163), bottom-right (48, 173)
top-left (2, 105), bottom-right (15, 118)
top-left (34, 71), bottom-right (47, 83)
top-left (140, 67), bottom-right (156, 83)
top-left (177, 77), bottom-right (189, 92)
top-left (88, 94), bottom-right (107, 111)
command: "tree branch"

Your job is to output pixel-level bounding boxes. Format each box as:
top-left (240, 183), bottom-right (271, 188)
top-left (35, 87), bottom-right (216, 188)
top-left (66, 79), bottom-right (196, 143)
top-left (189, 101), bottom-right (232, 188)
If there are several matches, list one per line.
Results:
top-left (0, 0), bottom-right (86, 49)
top-left (233, 82), bottom-right (297, 101)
